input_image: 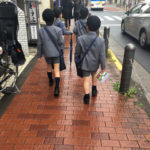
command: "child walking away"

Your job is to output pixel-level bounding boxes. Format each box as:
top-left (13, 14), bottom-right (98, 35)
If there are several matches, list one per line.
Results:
top-left (53, 8), bottom-right (72, 35)
top-left (75, 16), bottom-right (106, 104)
top-left (37, 9), bottom-right (64, 96)
top-left (73, 7), bottom-right (89, 38)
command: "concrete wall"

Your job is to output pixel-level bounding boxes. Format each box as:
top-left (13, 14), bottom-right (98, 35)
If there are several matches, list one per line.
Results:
top-left (17, 7), bottom-right (29, 56)
top-left (39, 0), bottom-right (51, 25)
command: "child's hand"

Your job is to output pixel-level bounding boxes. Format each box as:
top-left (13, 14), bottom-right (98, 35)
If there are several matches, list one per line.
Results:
top-left (100, 70), bottom-right (105, 74)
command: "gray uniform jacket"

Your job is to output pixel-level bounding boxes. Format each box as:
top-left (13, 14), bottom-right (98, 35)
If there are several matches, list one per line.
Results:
top-left (73, 19), bottom-right (88, 37)
top-left (75, 32), bottom-right (106, 72)
top-left (37, 25), bottom-right (64, 58)
top-left (53, 18), bottom-right (72, 35)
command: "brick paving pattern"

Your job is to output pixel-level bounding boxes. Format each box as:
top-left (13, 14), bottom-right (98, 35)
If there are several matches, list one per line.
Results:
top-left (104, 7), bottom-right (123, 11)
top-left (0, 35), bottom-right (150, 150)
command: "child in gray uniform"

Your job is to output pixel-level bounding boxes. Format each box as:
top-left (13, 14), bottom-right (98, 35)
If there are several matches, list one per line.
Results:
top-left (75, 16), bottom-right (106, 104)
top-left (53, 8), bottom-right (72, 35)
top-left (37, 9), bottom-right (64, 96)
top-left (73, 7), bottom-right (89, 37)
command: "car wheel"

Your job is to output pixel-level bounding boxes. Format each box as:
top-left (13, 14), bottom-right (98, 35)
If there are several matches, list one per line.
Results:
top-left (139, 30), bottom-right (147, 48)
top-left (121, 21), bottom-right (125, 34)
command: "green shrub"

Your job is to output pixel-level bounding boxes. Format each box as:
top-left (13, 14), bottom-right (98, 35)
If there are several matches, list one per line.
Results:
top-left (124, 88), bottom-right (136, 97)
top-left (113, 81), bottom-right (120, 92)
top-left (107, 51), bottom-right (111, 58)
top-left (113, 81), bottom-right (136, 97)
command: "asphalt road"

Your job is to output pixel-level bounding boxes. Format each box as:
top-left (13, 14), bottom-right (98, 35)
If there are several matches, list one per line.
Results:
top-left (90, 9), bottom-right (150, 73)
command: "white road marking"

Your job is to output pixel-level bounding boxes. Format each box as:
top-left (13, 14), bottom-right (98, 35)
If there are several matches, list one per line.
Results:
top-left (103, 16), bottom-right (115, 21)
top-left (112, 16), bottom-right (122, 21)
top-left (101, 24), bottom-right (121, 27)
top-left (98, 16), bottom-right (104, 21)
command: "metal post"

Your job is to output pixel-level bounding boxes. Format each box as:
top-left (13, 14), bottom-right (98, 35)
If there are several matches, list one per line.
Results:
top-left (120, 43), bottom-right (136, 93)
top-left (103, 26), bottom-right (110, 57)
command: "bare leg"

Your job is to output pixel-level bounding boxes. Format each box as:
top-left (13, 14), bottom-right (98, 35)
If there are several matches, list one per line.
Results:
top-left (54, 63), bottom-right (60, 96)
top-left (83, 76), bottom-right (90, 94)
top-left (83, 76), bottom-right (90, 104)
top-left (47, 64), bottom-right (52, 72)
top-left (65, 19), bottom-right (67, 28)
top-left (92, 72), bottom-right (98, 97)
top-left (54, 63), bottom-right (60, 78)
top-left (92, 72), bottom-right (97, 86)
top-left (69, 19), bottom-right (71, 27)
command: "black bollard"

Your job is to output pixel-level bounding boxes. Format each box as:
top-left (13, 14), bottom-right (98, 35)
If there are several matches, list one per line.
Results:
top-left (103, 26), bottom-right (110, 56)
top-left (120, 44), bottom-right (136, 93)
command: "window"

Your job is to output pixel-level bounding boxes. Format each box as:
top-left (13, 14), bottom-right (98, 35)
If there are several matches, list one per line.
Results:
top-left (130, 4), bottom-right (143, 14)
top-left (140, 4), bottom-right (150, 13)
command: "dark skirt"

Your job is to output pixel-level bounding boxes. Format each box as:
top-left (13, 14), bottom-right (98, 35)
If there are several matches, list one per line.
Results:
top-left (62, 0), bottom-right (73, 19)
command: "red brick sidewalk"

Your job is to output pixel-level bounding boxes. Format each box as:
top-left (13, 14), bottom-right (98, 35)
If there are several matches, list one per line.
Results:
top-left (104, 4), bottom-right (126, 12)
top-left (104, 7), bottom-right (124, 11)
top-left (0, 33), bottom-right (150, 150)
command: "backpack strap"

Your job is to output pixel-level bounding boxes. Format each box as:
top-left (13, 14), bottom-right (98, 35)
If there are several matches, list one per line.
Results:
top-left (44, 27), bottom-right (60, 54)
top-left (79, 20), bottom-right (86, 31)
top-left (79, 36), bottom-right (98, 64)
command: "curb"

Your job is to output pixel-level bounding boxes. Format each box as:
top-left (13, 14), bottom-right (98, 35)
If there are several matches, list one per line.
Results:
top-left (108, 48), bottom-right (122, 71)
top-left (99, 33), bottom-right (122, 71)
top-left (0, 54), bottom-right (36, 100)
top-left (0, 55), bottom-right (37, 117)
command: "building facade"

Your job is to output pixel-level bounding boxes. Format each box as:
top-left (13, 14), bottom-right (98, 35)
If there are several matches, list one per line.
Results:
top-left (38, 0), bottom-right (51, 25)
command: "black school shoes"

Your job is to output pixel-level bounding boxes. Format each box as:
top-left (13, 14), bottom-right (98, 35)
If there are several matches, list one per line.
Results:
top-left (92, 86), bottom-right (97, 97)
top-left (83, 94), bottom-right (90, 104)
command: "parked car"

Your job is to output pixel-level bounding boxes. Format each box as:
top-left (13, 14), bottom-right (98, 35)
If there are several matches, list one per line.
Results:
top-left (121, 2), bottom-right (150, 48)
top-left (90, 0), bottom-right (105, 11)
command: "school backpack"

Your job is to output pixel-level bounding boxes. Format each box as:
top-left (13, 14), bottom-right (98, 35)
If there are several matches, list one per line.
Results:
top-left (0, 1), bottom-right (18, 43)
top-left (0, 2), bottom-right (25, 66)
top-left (74, 1), bottom-right (83, 18)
